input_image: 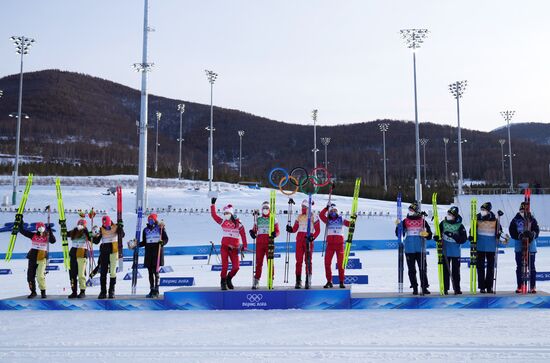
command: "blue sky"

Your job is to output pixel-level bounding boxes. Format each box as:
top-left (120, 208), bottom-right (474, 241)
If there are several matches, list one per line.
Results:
top-left (1, 0), bottom-right (549, 131)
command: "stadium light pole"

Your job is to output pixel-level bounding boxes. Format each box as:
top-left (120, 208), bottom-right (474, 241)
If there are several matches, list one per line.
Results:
top-left (177, 104), bottom-right (185, 180)
top-left (498, 139), bottom-right (506, 183)
top-left (10, 35), bottom-right (35, 206)
top-left (205, 70), bottom-right (218, 192)
top-left (312, 109), bottom-right (319, 168)
top-left (400, 28), bottom-right (429, 205)
top-left (449, 80), bottom-right (467, 195)
top-left (133, 0), bottom-right (155, 211)
top-left (501, 111), bottom-right (515, 192)
top-left (155, 111), bottom-right (161, 174)
top-left (238, 130), bottom-right (245, 179)
top-left (420, 138), bottom-right (429, 185)
top-left (443, 137), bottom-right (449, 183)
top-left (379, 123), bottom-right (389, 192)
top-left (320, 137), bottom-right (331, 169)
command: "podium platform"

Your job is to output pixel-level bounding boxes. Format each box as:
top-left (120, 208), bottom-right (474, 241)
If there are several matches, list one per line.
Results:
top-left (1, 289), bottom-right (548, 311)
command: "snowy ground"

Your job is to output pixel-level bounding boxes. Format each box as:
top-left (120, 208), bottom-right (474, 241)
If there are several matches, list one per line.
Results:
top-left (1, 176), bottom-right (550, 363)
top-left (2, 310), bottom-right (550, 363)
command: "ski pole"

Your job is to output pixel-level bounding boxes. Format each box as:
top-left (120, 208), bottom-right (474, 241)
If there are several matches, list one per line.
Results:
top-left (251, 210), bottom-right (258, 285)
top-left (493, 210), bottom-right (504, 294)
top-left (45, 205), bottom-right (51, 274)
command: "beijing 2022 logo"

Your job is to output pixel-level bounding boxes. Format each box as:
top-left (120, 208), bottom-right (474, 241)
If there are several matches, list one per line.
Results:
top-left (242, 293), bottom-right (267, 308)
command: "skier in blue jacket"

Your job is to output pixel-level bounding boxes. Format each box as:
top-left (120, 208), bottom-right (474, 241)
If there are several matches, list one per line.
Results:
top-left (396, 202), bottom-right (432, 295)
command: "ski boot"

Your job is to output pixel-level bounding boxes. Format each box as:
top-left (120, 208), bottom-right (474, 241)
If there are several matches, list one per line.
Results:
top-left (480, 289), bottom-right (486, 294)
top-left (339, 283), bottom-right (346, 289)
top-left (221, 278), bottom-right (228, 291)
top-left (454, 290), bottom-right (462, 295)
top-left (294, 275), bottom-right (302, 289)
top-left (154, 289), bottom-right (160, 298)
top-left (530, 288), bottom-right (537, 294)
top-left (486, 288), bottom-right (494, 294)
top-left (444, 290), bottom-right (449, 295)
top-left (515, 288), bottom-right (523, 294)
top-left (226, 274), bottom-right (235, 290)
top-left (68, 280), bottom-right (78, 298)
top-left (252, 278), bottom-right (259, 290)
top-left (77, 290), bottom-right (86, 299)
top-left (422, 288), bottom-right (431, 295)
top-left (146, 289), bottom-right (155, 298)
top-left (41, 290), bottom-right (47, 299)
top-left (27, 282), bottom-right (37, 299)
top-left (412, 286), bottom-right (419, 296)
top-left (108, 277), bottom-right (116, 299)
top-left (304, 275), bottom-right (312, 289)
top-left (323, 281), bottom-right (333, 289)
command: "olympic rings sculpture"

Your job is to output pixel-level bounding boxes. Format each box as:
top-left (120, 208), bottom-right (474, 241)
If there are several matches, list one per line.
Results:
top-left (268, 166), bottom-right (332, 196)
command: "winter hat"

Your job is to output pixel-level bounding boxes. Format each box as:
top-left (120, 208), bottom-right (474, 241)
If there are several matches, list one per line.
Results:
top-left (302, 199), bottom-right (314, 207)
top-left (448, 206), bottom-right (459, 218)
top-left (223, 204), bottom-right (234, 215)
top-left (481, 202), bottom-right (492, 211)
top-left (328, 203), bottom-right (338, 213)
top-left (148, 213), bottom-right (158, 223)
top-left (261, 201), bottom-right (269, 209)
top-left (77, 219), bottom-right (87, 227)
top-left (408, 202), bottom-right (420, 213)
top-left (102, 216), bottom-right (112, 227)
top-left (36, 222), bottom-right (46, 230)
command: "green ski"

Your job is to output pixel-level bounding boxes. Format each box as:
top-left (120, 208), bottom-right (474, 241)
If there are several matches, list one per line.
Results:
top-left (56, 178), bottom-right (71, 271)
top-left (342, 178), bottom-right (361, 269)
top-left (267, 190), bottom-right (276, 289)
top-left (5, 173), bottom-right (33, 262)
top-left (432, 193), bottom-right (444, 295)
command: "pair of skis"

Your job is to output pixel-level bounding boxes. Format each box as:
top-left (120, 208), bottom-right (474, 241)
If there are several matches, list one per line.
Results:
top-left (5, 173), bottom-right (33, 262)
top-left (116, 186), bottom-right (124, 271)
top-left (397, 193), bottom-right (404, 293)
top-left (520, 188), bottom-right (532, 294)
top-left (267, 190), bottom-right (276, 289)
top-left (432, 193), bottom-right (444, 295)
top-left (55, 178), bottom-right (71, 271)
top-left (342, 178), bottom-right (361, 269)
top-left (131, 207), bottom-right (143, 295)
top-left (469, 199), bottom-right (478, 294)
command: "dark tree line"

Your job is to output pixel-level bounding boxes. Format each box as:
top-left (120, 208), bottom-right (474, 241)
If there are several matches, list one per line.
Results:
top-left (1, 69), bottom-right (550, 204)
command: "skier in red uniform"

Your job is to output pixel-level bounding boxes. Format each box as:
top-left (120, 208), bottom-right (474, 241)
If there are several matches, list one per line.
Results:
top-left (211, 197), bottom-right (248, 290)
top-left (286, 199), bottom-right (320, 289)
top-left (249, 201), bottom-right (280, 289)
top-left (320, 203), bottom-right (351, 288)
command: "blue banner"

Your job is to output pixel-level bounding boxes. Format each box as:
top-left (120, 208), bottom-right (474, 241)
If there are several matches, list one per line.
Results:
top-left (536, 272), bottom-right (550, 281)
top-left (159, 266), bottom-right (174, 273)
top-left (0, 269), bottom-right (12, 275)
top-left (336, 258), bottom-right (362, 270)
top-left (193, 256), bottom-right (208, 260)
top-left (45, 265), bottom-right (59, 271)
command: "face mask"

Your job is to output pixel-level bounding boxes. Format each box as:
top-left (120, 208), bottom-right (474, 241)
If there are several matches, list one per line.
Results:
top-left (37, 226), bottom-right (45, 233)
top-left (224, 214), bottom-right (232, 220)
top-left (446, 214), bottom-right (455, 221)
top-left (302, 206), bottom-right (308, 214)
top-left (480, 210), bottom-right (488, 217)
top-left (262, 208), bottom-right (269, 216)
top-left (329, 211), bottom-right (338, 219)
top-left (148, 219), bottom-right (155, 226)
top-left (520, 211), bottom-right (525, 218)
top-left (408, 210), bottom-right (416, 217)
top-left (77, 225), bottom-right (84, 231)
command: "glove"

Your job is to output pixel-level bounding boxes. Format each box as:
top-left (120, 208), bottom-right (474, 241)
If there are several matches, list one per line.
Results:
top-left (249, 229), bottom-right (257, 239)
top-left (419, 231), bottom-right (429, 238)
top-left (433, 235), bottom-right (440, 242)
top-left (117, 220), bottom-right (124, 228)
top-left (127, 239), bottom-right (137, 250)
top-left (91, 225), bottom-right (100, 236)
top-left (395, 219), bottom-right (401, 226)
top-left (15, 213), bottom-right (23, 223)
top-left (159, 220), bottom-right (166, 228)
top-left (242, 244), bottom-right (248, 252)
top-left (211, 197), bottom-right (217, 205)
top-left (468, 235), bottom-right (474, 242)
top-left (286, 224), bottom-right (293, 233)
top-left (497, 210), bottom-right (504, 217)
top-left (306, 235), bottom-right (315, 242)
top-left (331, 182), bottom-right (336, 191)
top-left (270, 231), bottom-right (277, 238)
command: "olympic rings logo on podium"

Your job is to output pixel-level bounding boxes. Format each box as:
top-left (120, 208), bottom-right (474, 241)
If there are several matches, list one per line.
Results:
top-left (246, 294), bottom-right (263, 303)
top-left (268, 166), bottom-right (332, 196)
